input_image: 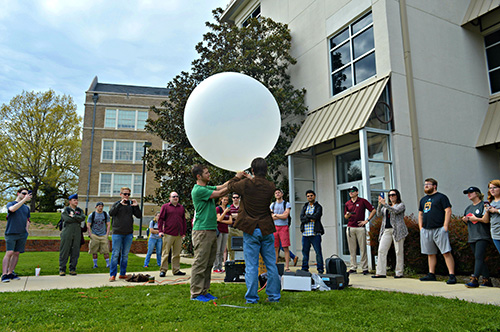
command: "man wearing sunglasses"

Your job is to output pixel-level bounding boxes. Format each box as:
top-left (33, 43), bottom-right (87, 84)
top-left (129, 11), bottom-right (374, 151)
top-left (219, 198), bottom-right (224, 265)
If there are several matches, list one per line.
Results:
top-left (227, 193), bottom-right (243, 261)
top-left (344, 186), bottom-right (375, 275)
top-left (2, 188), bottom-right (31, 283)
top-left (108, 187), bottom-right (141, 281)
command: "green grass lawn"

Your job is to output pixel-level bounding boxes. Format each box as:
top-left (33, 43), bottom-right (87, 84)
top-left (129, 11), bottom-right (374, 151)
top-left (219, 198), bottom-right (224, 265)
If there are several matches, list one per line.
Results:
top-left (0, 251), bottom-right (189, 276)
top-left (0, 283), bottom-right (498, 331)
top-left (0, 212), bottom-right (61, 226)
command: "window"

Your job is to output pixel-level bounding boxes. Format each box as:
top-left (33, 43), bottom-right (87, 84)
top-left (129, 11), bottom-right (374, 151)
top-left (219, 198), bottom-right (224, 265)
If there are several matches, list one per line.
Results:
top-left (242, 5), bottom-right (261, 27)
top-left (101, 140), bottom-right (145, 163)
top-left (104, 109), bottom-right (148, 130)
top-left (329, 12), bottom-right (376, 96)
top-left (99, 173), bottom-right (143, 196)
top-left (486, 29), bottom-right (500, 94)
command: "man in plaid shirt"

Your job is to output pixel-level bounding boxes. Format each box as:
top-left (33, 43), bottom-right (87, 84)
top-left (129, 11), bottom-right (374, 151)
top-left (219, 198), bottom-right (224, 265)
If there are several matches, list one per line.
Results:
top-left (299, 190), bottom-right (325, 274)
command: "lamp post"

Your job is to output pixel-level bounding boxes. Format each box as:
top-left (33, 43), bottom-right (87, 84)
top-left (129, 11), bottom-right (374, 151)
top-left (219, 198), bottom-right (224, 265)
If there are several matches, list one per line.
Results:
top-left (138, 141), bottom-right (152, 239)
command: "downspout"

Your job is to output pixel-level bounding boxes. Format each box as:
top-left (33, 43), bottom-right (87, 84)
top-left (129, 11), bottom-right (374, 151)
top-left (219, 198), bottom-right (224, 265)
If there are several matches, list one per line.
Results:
top-left (399, 0), bottom-right (423, 198)
top-left (85, 93), bottom-right (99, 215)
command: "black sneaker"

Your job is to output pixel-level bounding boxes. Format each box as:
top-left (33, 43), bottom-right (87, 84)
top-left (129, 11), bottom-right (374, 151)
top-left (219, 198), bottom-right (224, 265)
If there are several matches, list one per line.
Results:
top-left (481, 277), bottom-right (493, 287)
top-left (362, 270), bottom-right (370, 275)
top-left (159, 271), bottom-right (166, 278)
top-left (9, 273), bottom-right (20, 280)
top-left (446, 274), bottom-right (457, 285)
top-left (419, 273), bottom-right (436, 281)
top-left (348, 269), bottom-right (357, 274)
top-left (174, 271), bottom-right (186, 276)
top-left (1, 274), bottom-right (11, 283)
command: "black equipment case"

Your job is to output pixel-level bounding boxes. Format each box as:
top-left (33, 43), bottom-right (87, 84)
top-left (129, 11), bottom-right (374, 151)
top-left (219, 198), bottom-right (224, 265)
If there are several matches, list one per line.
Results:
top-left (325, 254), bottom-right (349, 287)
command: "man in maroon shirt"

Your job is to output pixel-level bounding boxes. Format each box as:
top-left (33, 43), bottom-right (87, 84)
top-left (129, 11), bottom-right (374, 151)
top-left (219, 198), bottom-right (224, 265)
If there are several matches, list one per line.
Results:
top-left (158, 192), bottom-right (187, 277)
top-left (344, 186), bottom-right (376, 275)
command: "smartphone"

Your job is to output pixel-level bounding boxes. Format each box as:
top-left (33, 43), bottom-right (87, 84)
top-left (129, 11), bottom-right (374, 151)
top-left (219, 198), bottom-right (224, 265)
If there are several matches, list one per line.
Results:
top-left (28, 190), bottom-right (32, 195)
top-left (380, 192), bottom-right (384, 199)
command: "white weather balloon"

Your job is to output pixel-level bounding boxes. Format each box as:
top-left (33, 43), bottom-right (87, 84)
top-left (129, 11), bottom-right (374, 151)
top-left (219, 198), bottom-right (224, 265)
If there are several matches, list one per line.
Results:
top-left (184, 72), bottom-right (281, 171)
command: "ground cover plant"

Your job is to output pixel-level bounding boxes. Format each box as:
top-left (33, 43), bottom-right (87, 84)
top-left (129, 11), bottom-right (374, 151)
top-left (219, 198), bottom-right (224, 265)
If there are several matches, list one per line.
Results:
top-left (0, 252), bottom-right (189, 276)
top-left (0, 283), bottom-right (499, 331)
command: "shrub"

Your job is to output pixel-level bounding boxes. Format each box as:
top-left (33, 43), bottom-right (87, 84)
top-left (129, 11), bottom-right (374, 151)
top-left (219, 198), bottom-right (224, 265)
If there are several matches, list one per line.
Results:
top-left (368, 214), bottom-right (500, 276)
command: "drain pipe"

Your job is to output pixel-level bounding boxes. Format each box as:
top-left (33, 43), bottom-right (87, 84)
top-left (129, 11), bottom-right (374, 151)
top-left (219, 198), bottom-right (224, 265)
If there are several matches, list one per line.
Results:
top-left (399, 0), bottom-right (423, 199)
top-left (85, 93), bottom-right (99, 215)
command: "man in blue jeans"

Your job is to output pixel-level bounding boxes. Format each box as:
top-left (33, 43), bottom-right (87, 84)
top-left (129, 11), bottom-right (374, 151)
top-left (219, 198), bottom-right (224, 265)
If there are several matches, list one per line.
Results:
top-left (228, 158), bottom-right (280, 303)
top-left (300, 190), bottom-right (325, 274)
top-left (108, 187), bottom-right (141, 281)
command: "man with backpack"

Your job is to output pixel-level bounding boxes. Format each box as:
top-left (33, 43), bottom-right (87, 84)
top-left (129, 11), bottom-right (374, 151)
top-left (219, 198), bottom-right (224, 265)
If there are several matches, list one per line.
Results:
top-left (87, 202), bottom-right (111, 269)
top-left (270, 189), bottom-right (295, 272)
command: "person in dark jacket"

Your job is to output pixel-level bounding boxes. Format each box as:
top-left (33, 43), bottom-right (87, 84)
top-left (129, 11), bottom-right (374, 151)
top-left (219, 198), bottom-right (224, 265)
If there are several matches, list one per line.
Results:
top-left (300, 190), bottom-right (325, 274)
top-left (59, 194), bottom-right (86, 276)
top-left (108, 187), bottom-right (141, 281)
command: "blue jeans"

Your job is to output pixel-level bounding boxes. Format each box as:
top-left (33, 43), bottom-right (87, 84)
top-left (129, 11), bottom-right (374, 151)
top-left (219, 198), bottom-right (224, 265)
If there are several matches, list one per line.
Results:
top-left (493, 239), bottom-right (500, 255)
top-left (144, 237), bottom-right (162, 267)
top-left (243, 228), bottom-right (281, 303)
top-left (110, 234), bottom-right (134, 277)
top-left (301, 235), bottom-right (324, 273)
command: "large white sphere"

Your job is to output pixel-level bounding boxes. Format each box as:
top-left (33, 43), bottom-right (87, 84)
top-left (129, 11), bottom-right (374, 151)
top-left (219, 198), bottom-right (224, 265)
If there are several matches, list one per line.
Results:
top-left (184, 72), bottom-right (281, 171)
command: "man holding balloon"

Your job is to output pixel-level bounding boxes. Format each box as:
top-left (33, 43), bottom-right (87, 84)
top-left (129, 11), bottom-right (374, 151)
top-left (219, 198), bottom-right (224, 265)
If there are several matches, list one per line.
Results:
top-left (190, 164), bottom-right (230, 302)
top-left (228, 158), bottom-right (281, 304)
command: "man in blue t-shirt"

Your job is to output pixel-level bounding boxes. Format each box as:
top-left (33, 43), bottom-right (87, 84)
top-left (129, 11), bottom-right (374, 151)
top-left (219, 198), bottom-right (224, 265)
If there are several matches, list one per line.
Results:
top-left (418, 178), bottom-right (456, 284)
top-left (2, 188), bottom-right (31, 283)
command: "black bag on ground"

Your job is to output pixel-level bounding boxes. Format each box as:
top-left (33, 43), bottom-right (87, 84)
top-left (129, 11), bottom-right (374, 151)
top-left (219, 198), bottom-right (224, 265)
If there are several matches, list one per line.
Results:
top-left (325, 254), bottom-right (349, 287)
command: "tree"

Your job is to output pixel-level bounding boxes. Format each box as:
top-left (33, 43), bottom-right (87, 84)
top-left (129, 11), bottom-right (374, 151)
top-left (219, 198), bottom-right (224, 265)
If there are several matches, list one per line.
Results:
top-left (0, 90), bottom-right (81, 211)
top-left (145, 9), bottom-right (307, 220)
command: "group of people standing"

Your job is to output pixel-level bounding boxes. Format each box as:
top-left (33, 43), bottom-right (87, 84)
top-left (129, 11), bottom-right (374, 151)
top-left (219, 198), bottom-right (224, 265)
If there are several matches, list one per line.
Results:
top-left (344, 178), bottom-right (500, 288)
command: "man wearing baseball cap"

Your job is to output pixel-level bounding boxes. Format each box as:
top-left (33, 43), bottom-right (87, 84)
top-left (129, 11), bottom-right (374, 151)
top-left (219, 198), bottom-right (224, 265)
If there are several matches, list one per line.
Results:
top-left (87, 202), bottom-right (111, 269)
top-left (59, 194), bottom-right (86, 276)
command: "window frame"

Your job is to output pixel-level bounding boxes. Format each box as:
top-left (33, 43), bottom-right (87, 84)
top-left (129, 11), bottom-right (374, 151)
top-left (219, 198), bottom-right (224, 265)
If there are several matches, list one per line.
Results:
top-left (98, 172), bottom-right (144, 197)
top-left (101, 139), bottom-right (146, 163)
top-left (485, 29), bottom-right (500, 95)
top-left (329, 11), bottom-right (376, 96)
top-left (104, 109), bottom-right (149, 130)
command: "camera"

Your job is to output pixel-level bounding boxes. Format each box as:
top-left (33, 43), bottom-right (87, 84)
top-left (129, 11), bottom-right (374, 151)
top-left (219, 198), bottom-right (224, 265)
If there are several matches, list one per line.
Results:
top-left (28, 190), bottom-right (32, 195)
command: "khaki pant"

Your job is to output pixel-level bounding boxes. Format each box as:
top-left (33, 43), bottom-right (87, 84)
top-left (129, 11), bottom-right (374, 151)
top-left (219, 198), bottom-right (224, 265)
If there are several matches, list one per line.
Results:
top-left (227, 227), bottom-right (243, 261)
top-left (190, 230), bottom-right (217, 298)
top-left (376, 228), bottom-right (405, 276)
top-left (160, 234), bottom-right (182, 274)
top-left (346, 226), bottom-right (368, 271)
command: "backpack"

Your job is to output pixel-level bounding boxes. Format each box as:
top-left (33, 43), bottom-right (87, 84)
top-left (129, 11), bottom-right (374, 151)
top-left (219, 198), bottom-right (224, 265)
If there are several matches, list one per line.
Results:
top-left (271, 201), bottom-right (291, 226)
top-left (89, 211), bottom-right (108, 225)
top-left (325, 254), bottom-right (349, 288)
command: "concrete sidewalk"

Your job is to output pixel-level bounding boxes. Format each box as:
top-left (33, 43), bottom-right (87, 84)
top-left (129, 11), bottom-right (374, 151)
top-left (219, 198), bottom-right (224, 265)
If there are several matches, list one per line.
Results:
top-left (2, 259), bottom-right (499, 306)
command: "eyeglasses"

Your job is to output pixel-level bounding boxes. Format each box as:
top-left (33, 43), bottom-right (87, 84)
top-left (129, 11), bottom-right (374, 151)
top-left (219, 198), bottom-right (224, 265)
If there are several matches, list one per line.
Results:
top-left (306, 194), bottom-right (315, 197)
top-left (21, 192), bottom-right (28, 195)
top-left (388, 194), bottom-right (397, 197)
top-left (232, 196), bottom-right (239, 199)
top-left (122, 193), bottom-right (131, 196)
top-left (348, 190), bottom-right (357, 193)
top-left (490, 187), bottom-right (499, 190)
top-left (171, 195), bottom-right (179, 198)
top-left (424, 183), bottom-right (434, 187)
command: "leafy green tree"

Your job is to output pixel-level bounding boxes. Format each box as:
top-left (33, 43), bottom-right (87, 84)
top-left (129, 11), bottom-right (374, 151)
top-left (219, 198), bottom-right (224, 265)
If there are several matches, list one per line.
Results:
top-left (0, 90), bottom-right (81, 212)
top-left (145, 9), bottom-right (307, 253)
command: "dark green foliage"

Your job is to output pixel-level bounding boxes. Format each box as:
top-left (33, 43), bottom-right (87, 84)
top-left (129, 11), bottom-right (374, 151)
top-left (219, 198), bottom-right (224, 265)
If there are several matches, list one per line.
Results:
top-left (369, 214), bottom-right (500, 276)
top-left (145, 9), bottom-right (307, 254)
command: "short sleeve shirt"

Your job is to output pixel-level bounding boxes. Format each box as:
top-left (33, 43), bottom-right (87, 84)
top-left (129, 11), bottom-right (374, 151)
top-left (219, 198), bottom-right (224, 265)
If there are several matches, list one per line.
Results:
top-left (88, 212), bottom-right (109, 236)
top-left (419, 192), bottom-right (452, 229)
top-left (489, 200), bottom-right (500, 240)
top-left (464, 202), bottom-right (490, 242)
top-left (6, 201), bottom-right (30, 234)
top-left (149, 220), bottom-right (161, 239)
top-left (270, 201), bottom-right (291, 226)
top-left (191, 184), bottom-right (217, 231)
top-left (345, 197), bottom-right (374, 227)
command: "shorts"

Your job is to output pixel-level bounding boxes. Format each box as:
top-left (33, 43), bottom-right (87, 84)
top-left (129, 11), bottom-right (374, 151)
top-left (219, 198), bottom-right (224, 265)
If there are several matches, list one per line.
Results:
top-left (5, 233), bottom-right (29, 253)
top-left (420, 227), bottom-right (452, 255)
top-left (88, 234), bottom-right (110, 255)
top-left (273, 225), bottom-right (291, 248)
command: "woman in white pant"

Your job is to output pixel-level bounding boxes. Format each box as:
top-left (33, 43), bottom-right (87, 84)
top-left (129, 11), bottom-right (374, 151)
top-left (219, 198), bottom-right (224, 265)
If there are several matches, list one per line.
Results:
top-left (372, 189), bottom-right (408, 278)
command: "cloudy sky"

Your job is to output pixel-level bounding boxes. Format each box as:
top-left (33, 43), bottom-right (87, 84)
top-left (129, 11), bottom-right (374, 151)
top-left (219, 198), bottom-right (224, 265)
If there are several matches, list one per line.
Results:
top-left (0, 0), bottom-right (230, 116)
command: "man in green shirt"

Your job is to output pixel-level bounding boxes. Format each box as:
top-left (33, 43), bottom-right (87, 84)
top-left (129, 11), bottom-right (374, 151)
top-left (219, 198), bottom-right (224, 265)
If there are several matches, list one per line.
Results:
top-left (190, 164), bottom-right (229, 301)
